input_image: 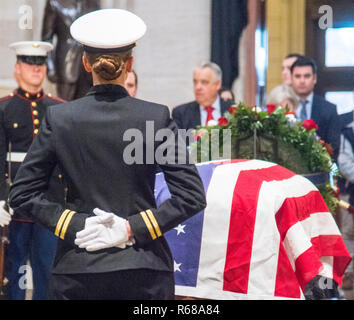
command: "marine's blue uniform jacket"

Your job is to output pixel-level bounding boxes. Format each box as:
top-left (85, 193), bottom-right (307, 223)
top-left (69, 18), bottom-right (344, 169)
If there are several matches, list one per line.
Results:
top-left (0, 87), bottom-right (65, 222)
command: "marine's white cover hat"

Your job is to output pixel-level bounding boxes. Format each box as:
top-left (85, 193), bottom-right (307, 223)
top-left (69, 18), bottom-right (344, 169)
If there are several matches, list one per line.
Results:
top-left (70, 8), bottom-right (147, 53)
top-left (9, 41), bottom-right (53, 56)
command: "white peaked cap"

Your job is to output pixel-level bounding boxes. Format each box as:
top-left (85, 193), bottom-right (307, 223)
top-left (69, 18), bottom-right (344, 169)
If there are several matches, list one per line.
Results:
top-left (70, 8), bottom-right (147, 52)
top-left (9, 41), bottom-right (53, 56)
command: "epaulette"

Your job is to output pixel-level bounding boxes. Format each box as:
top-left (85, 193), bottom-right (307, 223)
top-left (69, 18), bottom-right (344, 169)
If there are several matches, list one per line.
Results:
top-left (0, 92), bottom-right (15, 103)
top-left (45, 93), bottom-right (66, 103)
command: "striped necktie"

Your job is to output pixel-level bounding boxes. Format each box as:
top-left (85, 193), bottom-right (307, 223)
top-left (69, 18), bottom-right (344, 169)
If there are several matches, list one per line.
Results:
top-left (300, 100), bottom-right (308, 121)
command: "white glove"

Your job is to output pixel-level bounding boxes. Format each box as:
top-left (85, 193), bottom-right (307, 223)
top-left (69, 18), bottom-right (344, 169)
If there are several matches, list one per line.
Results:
top-left (74, 208), bottom-right (133, 252)
top-left (82, 208), bottom-right (115, 229)
top-left (0, 200), bottom-right (12, 227)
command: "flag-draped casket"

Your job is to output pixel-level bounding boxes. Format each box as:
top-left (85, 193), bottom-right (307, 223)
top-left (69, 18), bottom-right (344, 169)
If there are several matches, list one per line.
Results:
top-left (154, 159), bottom-right (351, 300)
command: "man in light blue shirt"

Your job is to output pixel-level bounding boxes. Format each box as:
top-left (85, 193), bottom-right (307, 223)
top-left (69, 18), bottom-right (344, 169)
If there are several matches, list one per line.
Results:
top-left (291, 56), bottom-right (340, 159)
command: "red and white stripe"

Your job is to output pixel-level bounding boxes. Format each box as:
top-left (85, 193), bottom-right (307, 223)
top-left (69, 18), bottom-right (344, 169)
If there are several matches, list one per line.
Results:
top-left (175, 159), bottom-right (351, 300)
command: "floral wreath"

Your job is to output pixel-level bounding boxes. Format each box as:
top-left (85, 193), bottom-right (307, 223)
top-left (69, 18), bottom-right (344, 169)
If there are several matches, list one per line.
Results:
top-left (191, 102), bottom-right (338, 212)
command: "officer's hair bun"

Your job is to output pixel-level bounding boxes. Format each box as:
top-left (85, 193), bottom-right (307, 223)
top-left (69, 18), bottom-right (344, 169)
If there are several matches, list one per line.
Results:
top-left (92, 55), bottom-right (124, 80)
top-left (85, 51), bottom-right (132, 81)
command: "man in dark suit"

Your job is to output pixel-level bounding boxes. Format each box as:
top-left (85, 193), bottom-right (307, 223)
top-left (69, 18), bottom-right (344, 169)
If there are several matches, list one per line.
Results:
top-left (291, 56), bottom-right (340, 159)
top-left (172, 62), bottom-right (233, 131)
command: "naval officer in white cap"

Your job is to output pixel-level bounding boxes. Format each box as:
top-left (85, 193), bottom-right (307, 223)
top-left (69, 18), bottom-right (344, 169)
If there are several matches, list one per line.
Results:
top-left (0, 41), bottom-right (66, 299)
top-left (9, 9), bottom-right (206, 299)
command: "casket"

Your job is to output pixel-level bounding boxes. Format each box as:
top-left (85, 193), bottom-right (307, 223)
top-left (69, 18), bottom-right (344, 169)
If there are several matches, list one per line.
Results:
top-left (155, 159), bottom-right (351, 300)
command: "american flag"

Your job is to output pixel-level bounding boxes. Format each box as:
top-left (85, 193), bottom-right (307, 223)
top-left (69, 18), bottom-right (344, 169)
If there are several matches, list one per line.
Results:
top-left (155, 159), bottom-right (352, 300)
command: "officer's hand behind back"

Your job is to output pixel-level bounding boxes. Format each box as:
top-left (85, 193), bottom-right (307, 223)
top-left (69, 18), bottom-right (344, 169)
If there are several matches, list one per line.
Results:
top-left (74, 208), bottom-right (133, 251)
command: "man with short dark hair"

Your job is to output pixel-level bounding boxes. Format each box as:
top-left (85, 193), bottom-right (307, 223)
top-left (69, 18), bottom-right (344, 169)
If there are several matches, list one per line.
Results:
top-left (291, 56), bottom-right (340, 159)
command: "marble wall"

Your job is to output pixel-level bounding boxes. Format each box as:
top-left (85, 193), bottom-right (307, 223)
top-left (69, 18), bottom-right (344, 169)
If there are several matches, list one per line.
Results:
top-left (0, 0), bottom-right (47, 96)
top-left (104, 0), bottom-right (212, 108)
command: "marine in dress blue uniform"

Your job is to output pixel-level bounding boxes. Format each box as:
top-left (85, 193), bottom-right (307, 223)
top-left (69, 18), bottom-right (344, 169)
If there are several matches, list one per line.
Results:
top-left (9, 9), bottom-right (206, 299)
top-left (0, 41), bottom-right (65, 299)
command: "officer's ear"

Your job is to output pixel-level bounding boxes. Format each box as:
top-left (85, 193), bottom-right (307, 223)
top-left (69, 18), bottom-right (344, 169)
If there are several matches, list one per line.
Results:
top-left (125, 56), bottom-right (134, 73)
top-left (82, 54), bottom-right (92, 73)
top-left (14, 62), bottom-right (20, 73)
top-left (14, 63), bottom-right (22, 79)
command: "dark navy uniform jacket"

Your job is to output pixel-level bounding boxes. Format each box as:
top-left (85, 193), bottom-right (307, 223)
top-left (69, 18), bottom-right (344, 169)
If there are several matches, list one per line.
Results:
top-left (0, 87), bottom-right (65, 222)
top-left (9, 84), bottom-right (206, 274)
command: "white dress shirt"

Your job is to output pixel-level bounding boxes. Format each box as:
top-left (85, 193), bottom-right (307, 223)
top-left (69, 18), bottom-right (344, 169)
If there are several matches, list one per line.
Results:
top-left (199, 96), bottom-right (221, 126)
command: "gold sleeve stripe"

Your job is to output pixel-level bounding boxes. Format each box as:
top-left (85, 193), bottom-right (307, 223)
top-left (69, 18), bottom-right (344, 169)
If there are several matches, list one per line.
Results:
top-left (55, 209), bottom-right (70, 237)
top-left (60, 210), bottom-right (76, 240)
top-left (146, 209), bottom-right (162, 238)
top-left (140, 211), bottom-right (157, 240)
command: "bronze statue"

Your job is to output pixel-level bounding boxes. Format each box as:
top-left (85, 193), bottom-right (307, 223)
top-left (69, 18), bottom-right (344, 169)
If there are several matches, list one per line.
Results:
top-left (42, 0), bottom-right (100, 100)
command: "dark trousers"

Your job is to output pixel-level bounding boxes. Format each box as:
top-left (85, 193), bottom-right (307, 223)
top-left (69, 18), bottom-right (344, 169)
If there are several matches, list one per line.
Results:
top-left (51, 269), bottom-right (175, 300)
top-left (6, 221), bottom-right (57, 300)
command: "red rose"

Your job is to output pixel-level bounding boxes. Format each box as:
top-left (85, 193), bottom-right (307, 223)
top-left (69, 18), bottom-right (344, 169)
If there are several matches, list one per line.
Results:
top-left (266, 104), bottom-right (277, 114)
top-left (302, 119), bottom-right (319, 131)
top-left (218, 116), bottom-right (228, 126)
top-left (229, 106), bottom-right (237, 114)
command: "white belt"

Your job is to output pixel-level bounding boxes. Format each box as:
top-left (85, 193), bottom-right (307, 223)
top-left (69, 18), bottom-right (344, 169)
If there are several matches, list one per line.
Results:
top-left (6, 152), bottom-right (27, 163)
